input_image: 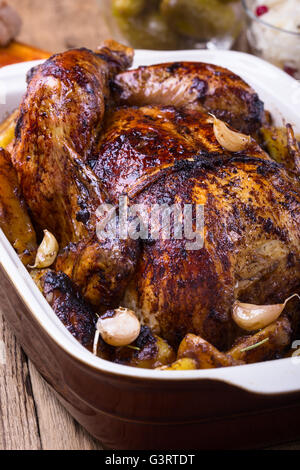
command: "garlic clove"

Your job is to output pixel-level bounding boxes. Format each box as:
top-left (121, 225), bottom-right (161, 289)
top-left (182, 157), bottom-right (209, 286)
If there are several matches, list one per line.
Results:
top-left (233, 294), bottom-right (300, 331)
top-left (212, 115), bottom-right (251, 152)
top-left (96, 307), bottom-right (141, 348)
top-left (29, 230), bottom-right (59, 269)
top-left (93, 330), bottom-right (100, 356)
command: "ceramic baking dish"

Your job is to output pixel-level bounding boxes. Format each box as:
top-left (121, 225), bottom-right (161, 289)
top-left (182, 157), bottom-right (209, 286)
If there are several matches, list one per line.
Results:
top-left (1, 49), bottom-right (300, 450)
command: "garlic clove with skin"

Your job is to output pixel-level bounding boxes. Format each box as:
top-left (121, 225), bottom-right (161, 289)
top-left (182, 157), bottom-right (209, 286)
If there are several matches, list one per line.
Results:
top-left (94, 307), bottom-right (141, 351)
top-left (233, 294), bottom-right (300, 332)
top-left (211, 115), bottom-right (251, 152)
top-left (29, 230), bottom-right (59, 269)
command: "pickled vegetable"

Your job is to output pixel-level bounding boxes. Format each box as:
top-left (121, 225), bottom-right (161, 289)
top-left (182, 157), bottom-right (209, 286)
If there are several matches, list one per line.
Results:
top-left (218, 0), bottom-right (237, 3)
top-left (160, 0), bottom-right (239, 41)
top-left (115, 11), bottom-right (180, 50)
top-left (111, 0), bottom-right (241, 50)
top-left (112, 0), bottom-right (146, 17)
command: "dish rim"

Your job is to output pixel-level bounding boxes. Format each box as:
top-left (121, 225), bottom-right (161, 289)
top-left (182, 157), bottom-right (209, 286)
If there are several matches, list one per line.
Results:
top-left (0, 48), bottom-right (300, 395)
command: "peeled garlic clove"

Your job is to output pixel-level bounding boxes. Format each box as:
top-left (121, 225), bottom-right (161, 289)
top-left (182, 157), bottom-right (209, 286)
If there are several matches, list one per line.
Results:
top-left (212, 116), bottom-right (251, 152)
top-left (96, 307), bottom-right (141, 347)
top-left (29, 230), bottom-right (59, 269)
top-left (233, 294), bottom-right (300, 331)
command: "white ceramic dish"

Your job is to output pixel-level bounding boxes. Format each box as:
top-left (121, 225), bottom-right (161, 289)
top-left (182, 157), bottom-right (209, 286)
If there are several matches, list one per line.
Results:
top-left (0, 49), bottom-right (299, 397)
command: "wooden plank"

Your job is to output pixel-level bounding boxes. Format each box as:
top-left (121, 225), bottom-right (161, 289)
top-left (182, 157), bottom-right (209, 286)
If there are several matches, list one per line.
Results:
top-left (0, 291), bottom-right (41, 450)
top-left (28, 362), bottom-right (103, 450)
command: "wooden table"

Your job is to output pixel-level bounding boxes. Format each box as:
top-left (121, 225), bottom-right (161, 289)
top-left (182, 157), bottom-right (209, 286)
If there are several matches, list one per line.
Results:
top-left (0, 292), bottom-right (103, 450)
top-left (1, 0), bottom-right (300, 451)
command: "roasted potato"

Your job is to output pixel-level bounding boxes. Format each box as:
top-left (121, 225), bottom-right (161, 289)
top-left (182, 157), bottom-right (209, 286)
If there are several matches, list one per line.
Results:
top-left (229, 316), bottom-right (292, 364)
top-left (157, 358), bottom-right (197, 370)
top-left (0, 148), bottom-right (37, 265)
top-left (177, 334), bottom-right (241, 369)
top-left (0, 109), bottom-right (18, 150)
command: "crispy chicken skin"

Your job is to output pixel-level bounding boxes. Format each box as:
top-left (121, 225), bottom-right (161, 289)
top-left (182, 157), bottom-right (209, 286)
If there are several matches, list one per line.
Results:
top-left (0, 148), bottom-right (36, 265)
top-left (113, 62), bottom-right (264, 135)
top-left (4, 41), bottom-right (300, 367)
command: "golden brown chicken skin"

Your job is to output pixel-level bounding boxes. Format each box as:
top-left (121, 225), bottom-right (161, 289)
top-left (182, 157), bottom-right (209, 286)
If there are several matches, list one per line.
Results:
top-left (0, 148), bottom-right (36, 265)
top-left (113, 61), bottom-right (264, 135)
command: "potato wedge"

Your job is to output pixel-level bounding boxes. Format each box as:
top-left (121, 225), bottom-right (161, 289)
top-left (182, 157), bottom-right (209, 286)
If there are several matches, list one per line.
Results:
top-left (0, 109), bottom-right (18, 149)
top-left (157, 358), bottom-right (198, 370)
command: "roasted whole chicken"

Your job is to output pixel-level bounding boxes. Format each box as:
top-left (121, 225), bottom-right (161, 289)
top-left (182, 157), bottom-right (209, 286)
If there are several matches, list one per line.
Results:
top-left (1, 40), bottom-right (299, 370)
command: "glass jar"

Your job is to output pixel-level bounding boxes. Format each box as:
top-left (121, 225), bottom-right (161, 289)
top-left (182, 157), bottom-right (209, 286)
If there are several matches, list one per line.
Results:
top-left (98, 0), bottom-right (242, 50)
top-left (242, 0), bottom-right (300, 78)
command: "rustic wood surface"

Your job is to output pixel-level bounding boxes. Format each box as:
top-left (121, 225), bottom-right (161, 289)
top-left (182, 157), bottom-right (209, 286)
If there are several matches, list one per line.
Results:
top-left (0, 0), bottom-right (300, 451)
top-left (0, 0), bottom-right (108, 450)
top-left (0, 289), bottom-right (103, 450)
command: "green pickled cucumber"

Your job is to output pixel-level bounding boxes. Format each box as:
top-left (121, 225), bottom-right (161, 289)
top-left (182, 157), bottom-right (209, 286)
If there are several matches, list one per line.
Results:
top-left (115, 12), bottom-right (180, 49)
top-left (160, 0), bottom-right (239, 40)
top-left (112, 0), bottom-right (146, 17)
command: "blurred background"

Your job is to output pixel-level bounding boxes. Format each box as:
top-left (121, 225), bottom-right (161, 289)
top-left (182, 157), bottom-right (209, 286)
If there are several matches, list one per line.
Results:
top-left (5, 0), bottom-right (243, 51)
top-left (6, 0), bottom-right (111, 51)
